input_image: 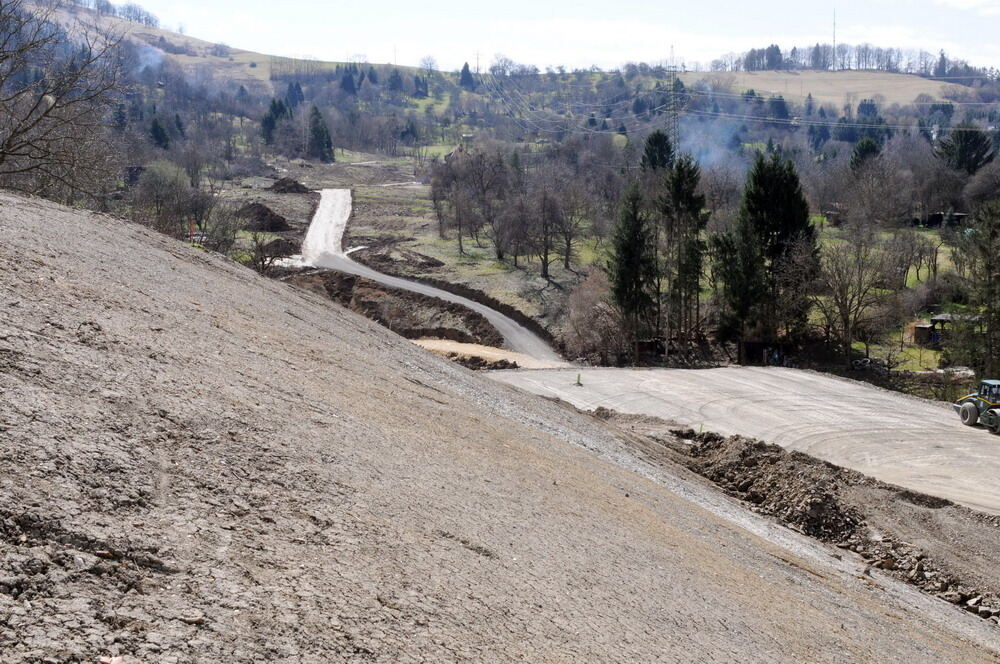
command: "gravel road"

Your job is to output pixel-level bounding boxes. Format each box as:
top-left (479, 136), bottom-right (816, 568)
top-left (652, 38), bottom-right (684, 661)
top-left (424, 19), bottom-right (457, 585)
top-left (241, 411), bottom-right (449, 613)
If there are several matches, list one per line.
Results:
top-left (298, 189), bottom-right (564, 363)
top-left (492, 366), bottom-right (1000, 514)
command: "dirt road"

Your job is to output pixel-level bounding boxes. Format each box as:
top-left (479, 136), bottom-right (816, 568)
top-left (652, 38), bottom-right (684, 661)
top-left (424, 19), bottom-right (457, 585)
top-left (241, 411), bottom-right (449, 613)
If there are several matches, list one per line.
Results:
top-left (5, 192), bottom-right (1000, 661)
top-left (493, 366), bottom-right (1000, 514)
top-left (297, 188), bottom-right (565, 364)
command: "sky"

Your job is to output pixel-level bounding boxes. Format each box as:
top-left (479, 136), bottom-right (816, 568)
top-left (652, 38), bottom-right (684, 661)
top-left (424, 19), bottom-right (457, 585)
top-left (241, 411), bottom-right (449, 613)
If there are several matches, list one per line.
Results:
top-left (131, 0), bottom-right (1000, 72)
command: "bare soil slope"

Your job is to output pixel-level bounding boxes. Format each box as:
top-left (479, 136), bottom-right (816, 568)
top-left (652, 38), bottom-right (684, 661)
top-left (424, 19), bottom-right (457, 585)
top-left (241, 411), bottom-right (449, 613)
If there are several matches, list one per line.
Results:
top-left (2, 192), bottom-right (999, 662)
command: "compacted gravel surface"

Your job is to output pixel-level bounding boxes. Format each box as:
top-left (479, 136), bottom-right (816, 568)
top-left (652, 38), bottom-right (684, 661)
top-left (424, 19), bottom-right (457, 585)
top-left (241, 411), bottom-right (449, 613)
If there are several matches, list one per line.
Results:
top-left (494, 367), bottom-right (1000, 514)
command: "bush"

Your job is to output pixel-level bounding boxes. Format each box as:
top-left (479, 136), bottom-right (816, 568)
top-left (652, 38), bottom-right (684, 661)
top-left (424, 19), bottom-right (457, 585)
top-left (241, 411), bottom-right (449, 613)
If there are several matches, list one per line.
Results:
top-left (562, 269), bottom-right (628, 364)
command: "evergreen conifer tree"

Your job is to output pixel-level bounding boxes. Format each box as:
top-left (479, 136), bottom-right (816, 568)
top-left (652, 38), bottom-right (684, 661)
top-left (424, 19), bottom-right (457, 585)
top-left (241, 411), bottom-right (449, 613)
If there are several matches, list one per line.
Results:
top-left (150, 118), bottom-right (170, 150)
top-left (388, 69), bottom-right (404, 92)
top-left (285, 82), bottom-right (304, 109)
top-left (608, 184), bottom-right (657, 349)
top-left (937, 122), bottom-right (996, 175)
top-left (261, 99), bottom-right (289, 145)
top-left (641, 130), bottom-right (673, 171)
top-left (307, 105), bottom-right (334, 163)
top-left (340, 71), bottom-right (357, 95)
top-left (850, 137), bottom-right (881, 173)
top-left (459, 62), bottom-right (475, 90)
top-left (737, 152), bottom-right (816, 337)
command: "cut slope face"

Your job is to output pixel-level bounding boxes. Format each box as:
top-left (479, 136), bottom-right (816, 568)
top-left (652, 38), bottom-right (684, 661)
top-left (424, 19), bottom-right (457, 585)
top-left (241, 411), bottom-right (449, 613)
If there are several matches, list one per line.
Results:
top-left (1, 192), bottom-right (999, 662)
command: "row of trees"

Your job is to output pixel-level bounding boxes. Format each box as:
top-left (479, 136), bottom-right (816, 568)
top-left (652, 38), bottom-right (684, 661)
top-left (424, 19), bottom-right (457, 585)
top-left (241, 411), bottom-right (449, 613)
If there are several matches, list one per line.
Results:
top-left (49, 0), bottom-right (161, 27)
top-left (607, 139), bottom-right (822, 362)
top-left (712, 42), bottom-right (991, 83)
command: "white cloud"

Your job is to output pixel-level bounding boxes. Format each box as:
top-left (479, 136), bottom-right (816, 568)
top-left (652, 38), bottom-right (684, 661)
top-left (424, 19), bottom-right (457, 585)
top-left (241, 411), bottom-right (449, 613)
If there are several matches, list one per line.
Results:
top-left (932, 0), bottom-right (1000, 16)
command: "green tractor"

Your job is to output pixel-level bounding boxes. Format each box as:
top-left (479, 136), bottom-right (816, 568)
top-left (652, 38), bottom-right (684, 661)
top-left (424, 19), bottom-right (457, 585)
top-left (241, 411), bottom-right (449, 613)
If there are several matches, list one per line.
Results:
top-left (954, 380), bottom-right (1000, 432)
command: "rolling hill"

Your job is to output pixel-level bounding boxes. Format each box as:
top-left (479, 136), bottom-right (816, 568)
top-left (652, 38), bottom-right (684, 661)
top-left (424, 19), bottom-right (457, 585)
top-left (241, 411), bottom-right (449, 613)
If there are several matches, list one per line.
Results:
top-left (43, 1), bottom-right (967, 108)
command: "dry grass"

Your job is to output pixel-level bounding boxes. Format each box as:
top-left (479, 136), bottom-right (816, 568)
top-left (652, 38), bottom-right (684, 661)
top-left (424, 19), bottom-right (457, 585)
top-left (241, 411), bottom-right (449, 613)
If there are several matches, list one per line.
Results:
top-left (685, 70), bottom-right (968, 106)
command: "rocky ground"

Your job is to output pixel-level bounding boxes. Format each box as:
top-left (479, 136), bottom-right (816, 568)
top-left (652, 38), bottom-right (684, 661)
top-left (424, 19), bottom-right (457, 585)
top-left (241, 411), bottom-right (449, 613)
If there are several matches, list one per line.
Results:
top-left (3, 191), bottom-right (1000, 662)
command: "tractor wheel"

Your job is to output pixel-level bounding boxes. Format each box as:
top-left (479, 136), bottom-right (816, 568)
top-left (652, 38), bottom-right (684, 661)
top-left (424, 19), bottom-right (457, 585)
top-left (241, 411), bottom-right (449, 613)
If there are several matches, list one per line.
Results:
top-left (960, 402), bottom-right (980, 426)
top-left (988, 410), bottom-right (1000, 434)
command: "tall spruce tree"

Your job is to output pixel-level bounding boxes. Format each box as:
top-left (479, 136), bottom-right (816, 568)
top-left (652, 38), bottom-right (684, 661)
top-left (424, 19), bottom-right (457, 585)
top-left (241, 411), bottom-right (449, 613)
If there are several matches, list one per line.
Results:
top-left (307, 106), bottom-right (334, 163)
top-left (608, 184), bottom-right (657, 350)
top-left (850, 137), bottom-right (881, 173)
top-left (658, 154), bottom-right (707, 342)
top-left (340, 71), bottom-right (357, 95)
top-left (150, 117), bottom-right (169, 150)
top-left (711, 223), bottom-right (765, 352)
top-left (717, 152), bottom-right (815, 346)
top-left (936, 122), bottom-right (996, 175)
top-left (459, 62), bottom-right (475, 90)
top-left (641, 130), bottom-right (674, 171)
top-left (261, 99), bottom-right (290, 145)
top-left (285, 82), bottom-right (304, 109)
top-left (387, 69), bottom-right (404, 92)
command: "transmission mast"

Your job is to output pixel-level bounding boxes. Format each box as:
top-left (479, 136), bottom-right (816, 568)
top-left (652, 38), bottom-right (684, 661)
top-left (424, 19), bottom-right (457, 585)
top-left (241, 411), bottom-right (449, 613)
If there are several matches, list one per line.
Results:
top-left (832, 9), bottom-right (837, 72)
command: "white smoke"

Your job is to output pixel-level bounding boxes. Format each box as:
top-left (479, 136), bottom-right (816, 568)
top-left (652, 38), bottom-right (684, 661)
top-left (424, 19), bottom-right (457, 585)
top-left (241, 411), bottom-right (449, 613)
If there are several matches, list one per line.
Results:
top-left (134, 42), bottom-right (164, 72)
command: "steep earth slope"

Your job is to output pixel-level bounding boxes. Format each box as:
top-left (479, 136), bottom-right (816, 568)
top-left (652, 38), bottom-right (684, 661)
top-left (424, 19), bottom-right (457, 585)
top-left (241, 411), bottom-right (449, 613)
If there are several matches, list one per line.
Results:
top-left (1, 192), bottom-right (999, 662)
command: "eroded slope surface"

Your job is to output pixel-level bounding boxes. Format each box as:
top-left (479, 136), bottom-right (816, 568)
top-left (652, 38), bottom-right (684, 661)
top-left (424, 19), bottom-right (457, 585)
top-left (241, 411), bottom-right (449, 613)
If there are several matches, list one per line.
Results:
top-left (1, 193), bottom-right (999, 662)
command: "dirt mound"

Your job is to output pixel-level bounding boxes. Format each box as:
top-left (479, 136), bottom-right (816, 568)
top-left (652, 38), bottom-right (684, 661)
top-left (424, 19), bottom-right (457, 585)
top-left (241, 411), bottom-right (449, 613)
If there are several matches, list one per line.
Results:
top-left (672, 428), bottom-right (1000, 623)
top-left (236, 202), bottom-right (290, 232)
top-left (446, 352), bottom-right (518, 371)
top-left (682, 431), bottom-right (864, 541)
top-left (268, 177), bottom-right (311, 193)
top-left (353, 240), bottom-right (446, 272)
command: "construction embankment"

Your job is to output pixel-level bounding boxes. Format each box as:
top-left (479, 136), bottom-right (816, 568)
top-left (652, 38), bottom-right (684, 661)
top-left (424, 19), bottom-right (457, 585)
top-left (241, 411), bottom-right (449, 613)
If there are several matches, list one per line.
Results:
top-left (2, 192), bottom-right (1000, 662)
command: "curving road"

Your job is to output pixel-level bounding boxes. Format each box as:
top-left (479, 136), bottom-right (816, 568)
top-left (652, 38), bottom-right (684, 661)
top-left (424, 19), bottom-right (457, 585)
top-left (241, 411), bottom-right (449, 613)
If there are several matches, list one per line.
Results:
top-left (492, 366), bottom-right (1000, 514)
top-left (297, 189), bottom-right (565, 364)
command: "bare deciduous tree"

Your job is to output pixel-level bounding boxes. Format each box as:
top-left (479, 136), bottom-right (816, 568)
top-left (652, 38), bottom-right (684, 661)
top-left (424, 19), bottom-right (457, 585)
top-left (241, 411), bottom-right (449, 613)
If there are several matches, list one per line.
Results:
top-left (810, 229), bottom-right (893, 365)
top-left (0, 1), bottom-right (125, 200)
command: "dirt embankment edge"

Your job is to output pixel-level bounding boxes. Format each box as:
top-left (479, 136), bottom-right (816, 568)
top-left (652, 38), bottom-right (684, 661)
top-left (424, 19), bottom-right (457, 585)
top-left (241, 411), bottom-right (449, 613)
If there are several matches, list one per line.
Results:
top-left (350, 254), bottom-right (563, 353)
top-left (589, 407), bottom-right (1000, 627)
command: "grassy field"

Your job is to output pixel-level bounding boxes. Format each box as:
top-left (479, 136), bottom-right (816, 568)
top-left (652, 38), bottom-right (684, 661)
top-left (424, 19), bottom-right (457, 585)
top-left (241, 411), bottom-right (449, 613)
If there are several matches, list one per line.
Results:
top-left (684, 70), bottom-right (967, 106)
top-left (852, 340), bottom-right (943, 372)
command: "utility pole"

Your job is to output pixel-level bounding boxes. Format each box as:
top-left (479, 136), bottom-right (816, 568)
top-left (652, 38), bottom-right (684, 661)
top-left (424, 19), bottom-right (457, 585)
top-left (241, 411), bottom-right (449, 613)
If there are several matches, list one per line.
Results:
top-left (475, 51), bottom-right (480, 74)
top-left (832, 9), bottom-right (837, 72)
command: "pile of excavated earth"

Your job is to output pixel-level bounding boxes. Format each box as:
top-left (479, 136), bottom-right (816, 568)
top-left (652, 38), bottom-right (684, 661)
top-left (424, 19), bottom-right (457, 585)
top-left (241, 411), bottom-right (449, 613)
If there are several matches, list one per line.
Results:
top-left (594, 409), bottom-right (1000, 626)
top-left (2, 191), bottom-right (1000, 662)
